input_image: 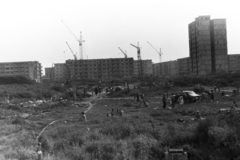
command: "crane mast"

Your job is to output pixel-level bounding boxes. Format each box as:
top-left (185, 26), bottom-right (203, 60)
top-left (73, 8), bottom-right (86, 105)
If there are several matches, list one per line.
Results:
top-left (130, 42), bottom-right (143, 77)
top-left (147, 41), bottom-right (163, 62)
top-left (118, 47), bottom-right (127, 58)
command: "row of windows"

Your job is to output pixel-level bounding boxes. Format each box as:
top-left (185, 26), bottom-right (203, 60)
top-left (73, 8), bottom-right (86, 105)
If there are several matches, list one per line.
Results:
top-left (0, 71), bottom-right (28, 74)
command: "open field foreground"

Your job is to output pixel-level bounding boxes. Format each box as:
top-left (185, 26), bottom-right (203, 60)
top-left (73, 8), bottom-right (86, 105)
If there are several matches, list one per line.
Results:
top-left (0, 83), bottom-right (240, 160)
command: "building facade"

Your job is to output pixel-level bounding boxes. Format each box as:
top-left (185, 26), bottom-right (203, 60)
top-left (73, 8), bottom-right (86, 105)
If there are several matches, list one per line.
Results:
top-left (153, 60), bottom-right (178, 77)
top-left (45, 67), bottom-right (54, 80)
top-left (177, 57), bottom-right (191, 75)
top-left (0, 61), bottom-right (42, 82)
top-left (228, 54), bottom-right (240, 72)
top-left (133, 60), bottom-right (153, 76)
top-left (189, 16), bottom-right (228, 75)
top-left (54, 63), bottom-right (66, 83)
top-left (66, 58), bottom-right (134, 80)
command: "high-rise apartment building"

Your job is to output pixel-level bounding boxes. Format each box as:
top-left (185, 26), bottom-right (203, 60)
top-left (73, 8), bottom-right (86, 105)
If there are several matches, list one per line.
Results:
top-left (66, 58), bottom-right (134, 80)
top-left (189, 16), bottom-right (228, 75)
top-left (0, 61), bottom-right (42, 82)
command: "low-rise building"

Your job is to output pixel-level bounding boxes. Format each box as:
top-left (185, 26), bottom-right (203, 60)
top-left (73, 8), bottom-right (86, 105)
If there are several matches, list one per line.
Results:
top-left (0, 61), bottom-right (42, 82)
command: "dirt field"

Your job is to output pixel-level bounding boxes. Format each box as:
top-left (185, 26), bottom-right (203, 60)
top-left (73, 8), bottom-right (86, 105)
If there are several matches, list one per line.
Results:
top-left (0, 84), bottom-right (240, 159)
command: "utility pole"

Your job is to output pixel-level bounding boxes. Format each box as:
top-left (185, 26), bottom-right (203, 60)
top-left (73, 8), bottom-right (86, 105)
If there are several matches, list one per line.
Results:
top-left (147, 41), bottom-right (163, 62)
top-left (130, 42), bottom-right (143, 77)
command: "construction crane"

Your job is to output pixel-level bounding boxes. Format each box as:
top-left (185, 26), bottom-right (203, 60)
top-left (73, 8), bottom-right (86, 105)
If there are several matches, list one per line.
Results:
top-left (118, 47), bottom-right (127, 58)
top-left (130, 42), bottom-right (143, 77)
top-left (66, 42), bottom-right (77, 60)
top-left (147, 41), bottom-right (163, 62)
top-left (61, 20), bottom-right (84, 60)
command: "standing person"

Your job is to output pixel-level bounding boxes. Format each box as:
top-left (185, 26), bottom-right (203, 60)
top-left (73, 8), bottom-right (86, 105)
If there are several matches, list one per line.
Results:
top-left (171, 93), bottom-right (175, 108)
top-left (83, 88), bottom-right (86, 97)
top-left (136, 92), bottom-right (140, 103)
top-left (119, 109), bottom-right (124, 116)
top-left (37, 142), bottom-right (43, 160)
top-left (162, 94), bottom-right (167, 109)
top-left (179, 96), bottom-right (184, 106)
top-left (95, 87), bottom-right (98, 96)
top-left (140, 94), bottom-right (145, 102)
top-left (210, 90), bottom-right (214, 102)
top-left (91, 87), bottom-right (94, 95)
top-left (214, 86), bottom-right (217, 93)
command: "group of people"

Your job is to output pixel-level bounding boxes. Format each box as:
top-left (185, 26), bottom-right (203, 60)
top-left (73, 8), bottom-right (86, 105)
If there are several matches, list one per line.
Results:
top-left (162, 93), bottom-right (184, 109)
top-left (106, 108), bottom-right (124, 117)
top-left (135, 92), bottom-right (149, 108)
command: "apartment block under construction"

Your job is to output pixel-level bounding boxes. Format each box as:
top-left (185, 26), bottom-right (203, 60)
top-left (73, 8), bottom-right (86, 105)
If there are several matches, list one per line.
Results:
top-left (65, 58), bottom-right (134, 80)
top-left (0, 61), bottom-right (42, 82)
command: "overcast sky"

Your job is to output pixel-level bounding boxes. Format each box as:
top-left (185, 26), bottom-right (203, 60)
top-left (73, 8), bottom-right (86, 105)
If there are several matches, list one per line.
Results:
top-left (1, 0), bottom-right (240, 73)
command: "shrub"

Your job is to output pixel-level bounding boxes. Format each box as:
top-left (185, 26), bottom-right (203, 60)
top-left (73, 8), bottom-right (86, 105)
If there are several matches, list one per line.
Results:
top-left (100, 123), bottom-right (134, 140)
top-left (132, 134), bottom-right (158, 160)
top-left (13, 92), bottom-right (35, 99)
top-left (52, 86), bottom-right (66, 92)
top-left (194, 117), bottom-right (216, 144)
top-left (11, 116), bottom-right (24, 125)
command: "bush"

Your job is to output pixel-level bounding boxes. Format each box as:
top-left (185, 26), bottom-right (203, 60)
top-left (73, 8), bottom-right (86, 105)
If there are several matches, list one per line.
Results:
top-left (194, 117), bottom-right (216, 144)
top-left (13, 92), bottom-right (35, 99)
top-left (52, 86), bottom-right (66, 92)
top-left (100, 123), bottom-right (134, 140)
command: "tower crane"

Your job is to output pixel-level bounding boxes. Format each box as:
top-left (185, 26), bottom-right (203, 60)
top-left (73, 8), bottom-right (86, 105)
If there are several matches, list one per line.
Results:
top-left (66, 42), bottom-right (77, 60)
top-left (147, 41), bottom-right (163, 62)
top-left (130, 42), bottom-right (143, 77)
top-left (61, 20), bottom-right (84, 60)
top-left (118, 47), bottom-right (127, 58)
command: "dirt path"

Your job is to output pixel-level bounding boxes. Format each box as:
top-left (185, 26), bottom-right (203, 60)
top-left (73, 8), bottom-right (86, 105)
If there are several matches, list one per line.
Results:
top-left (36, 93), bottom-right (103, 141)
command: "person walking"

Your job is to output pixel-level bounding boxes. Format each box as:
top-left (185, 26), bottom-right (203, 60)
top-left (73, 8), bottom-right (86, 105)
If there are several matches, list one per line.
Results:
top-left (162, 94), bottom-right (167, 109)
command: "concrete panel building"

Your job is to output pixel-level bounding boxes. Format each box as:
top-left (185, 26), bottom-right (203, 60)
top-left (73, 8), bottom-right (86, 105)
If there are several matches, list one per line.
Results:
top-left (133, 60), bottom-right (153, 76)
top-left (45, 67), bottom-right (54, 80)
top-left (0, 61), bottom-right (42, 82)
top-left (66, 58), bottom-right (134, 80)
top-left (189, 16), bottom-right (228, 75)
top-left (54, 63), bottom-right (66, 83)
top-left (153, 60), bottom-right (178, 77)
top-left (228, 54), bottom-right (240, 72)
top-left (177, 57), bottom-right (191, 75)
